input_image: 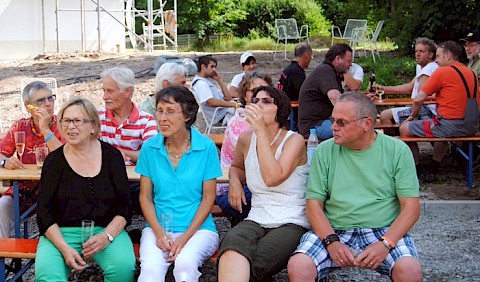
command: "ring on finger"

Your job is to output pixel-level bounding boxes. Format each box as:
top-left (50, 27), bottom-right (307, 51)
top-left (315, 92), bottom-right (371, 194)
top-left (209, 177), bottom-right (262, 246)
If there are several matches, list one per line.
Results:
top-left (253, 114), bottom-right (257, 118)
top-left (369, 262), bottom-right (374, 265)
top-left (340, 259), bottom-right (344, 263)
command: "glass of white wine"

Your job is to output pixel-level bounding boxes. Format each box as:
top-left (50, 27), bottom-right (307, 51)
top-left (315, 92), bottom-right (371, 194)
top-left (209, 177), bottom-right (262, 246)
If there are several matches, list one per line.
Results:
top-left (14, 131), bottom-right (25, 164)
top-left (81, 220), bottom-right (95, 266)
top-left (376, 89), bottom-right (385, 102)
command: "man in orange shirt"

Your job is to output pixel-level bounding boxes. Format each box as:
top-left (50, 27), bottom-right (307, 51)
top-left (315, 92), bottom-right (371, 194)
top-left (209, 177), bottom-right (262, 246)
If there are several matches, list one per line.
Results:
top-left (400, 41), bottom-right (479, 175)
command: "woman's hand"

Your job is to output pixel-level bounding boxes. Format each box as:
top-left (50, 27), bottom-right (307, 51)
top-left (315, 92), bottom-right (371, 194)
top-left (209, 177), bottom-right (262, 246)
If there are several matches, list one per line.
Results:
top-left (155, 231), bottom-right (173, 252)
top-left (245, 104), bottom-right (266, 133)
top-left (59, 245), bottom-right (88, 271)
top-left (82, 232), bottom-right (110, 258)
top-left (166, 234), bottom-right (190, 262)
top-left (3, 157), bottom-right (24, 170)
top-left (228, 182), bottom-right (246, 213)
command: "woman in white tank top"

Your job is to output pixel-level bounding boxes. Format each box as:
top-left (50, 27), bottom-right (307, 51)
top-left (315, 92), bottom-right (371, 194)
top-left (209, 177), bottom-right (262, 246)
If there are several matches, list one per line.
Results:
top-left (217, 86), bottom-right (310, 281)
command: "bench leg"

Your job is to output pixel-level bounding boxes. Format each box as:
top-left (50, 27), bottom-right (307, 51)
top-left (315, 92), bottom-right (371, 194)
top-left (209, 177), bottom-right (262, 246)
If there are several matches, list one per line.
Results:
top-left (467, 141), bottom-right (473, 189)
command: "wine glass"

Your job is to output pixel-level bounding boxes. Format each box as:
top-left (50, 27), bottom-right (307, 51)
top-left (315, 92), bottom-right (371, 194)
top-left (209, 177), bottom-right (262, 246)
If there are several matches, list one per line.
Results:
top-left (376, 89), bottom-right (385, 102)
top-left (160, 213), bottom-right (174, 246)
top-left (81, 220), bottom-right (95, 266)
top-left (14, 131), bottom-right (25, 164)
top-left (351, 242), bottom-right (363, 273)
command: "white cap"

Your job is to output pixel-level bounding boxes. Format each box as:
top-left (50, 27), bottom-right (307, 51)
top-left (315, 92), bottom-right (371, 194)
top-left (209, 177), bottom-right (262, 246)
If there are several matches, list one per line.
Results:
top-left (240, 52), bottom-right (254, 64)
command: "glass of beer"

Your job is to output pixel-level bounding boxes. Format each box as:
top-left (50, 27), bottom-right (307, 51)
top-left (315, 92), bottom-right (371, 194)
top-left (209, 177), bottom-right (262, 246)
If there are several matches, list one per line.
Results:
top-left (35, 146), bottom-right (49, 174)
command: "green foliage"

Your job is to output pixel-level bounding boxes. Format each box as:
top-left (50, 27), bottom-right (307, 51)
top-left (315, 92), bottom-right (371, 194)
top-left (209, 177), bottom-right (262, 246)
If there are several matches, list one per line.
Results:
top-left (190, 36), bottom-right (277, 52)
top-left (235, 0), bottom-right (331, 38)
top-left (356, 54), bottom-right (416, 91)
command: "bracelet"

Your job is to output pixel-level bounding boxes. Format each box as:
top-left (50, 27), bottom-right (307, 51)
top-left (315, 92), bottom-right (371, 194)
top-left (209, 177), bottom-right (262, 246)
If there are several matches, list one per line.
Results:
top-left (234, 102), bottom-right (239, 110)
top-left (44, 132), bottom-right (54, 142)
top-left (381, 236), bottom-right (396, 249)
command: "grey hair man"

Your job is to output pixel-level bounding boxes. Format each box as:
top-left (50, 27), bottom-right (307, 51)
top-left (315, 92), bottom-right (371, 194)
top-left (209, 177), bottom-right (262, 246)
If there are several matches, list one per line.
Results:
top-left (98, 67), bottom-right (157, 164)
top-left (461, 30), bottom-right (480, 84)
top-left (289, 92), bottom-right (422, 282)
top-left (139, 63), bottom-right (188, 117)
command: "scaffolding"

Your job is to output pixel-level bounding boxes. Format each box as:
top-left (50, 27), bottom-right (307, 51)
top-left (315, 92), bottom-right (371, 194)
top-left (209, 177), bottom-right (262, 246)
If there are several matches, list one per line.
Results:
top-left (53, 0), bottom-right (178, 53)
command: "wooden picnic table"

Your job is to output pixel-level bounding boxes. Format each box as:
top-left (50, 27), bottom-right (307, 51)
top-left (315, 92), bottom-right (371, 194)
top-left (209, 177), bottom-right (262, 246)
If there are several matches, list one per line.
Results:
top-left (374, 98), bottom-right (436, 106)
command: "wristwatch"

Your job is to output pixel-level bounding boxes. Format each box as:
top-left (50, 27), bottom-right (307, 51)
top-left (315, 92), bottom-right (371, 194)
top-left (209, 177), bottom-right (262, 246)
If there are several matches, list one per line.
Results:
top-left (1, 157), bottom-right (8, 168)
top-left (322, 234), bottom-right (340, 249)
top-left (104, 231), bottom-right (114, 243)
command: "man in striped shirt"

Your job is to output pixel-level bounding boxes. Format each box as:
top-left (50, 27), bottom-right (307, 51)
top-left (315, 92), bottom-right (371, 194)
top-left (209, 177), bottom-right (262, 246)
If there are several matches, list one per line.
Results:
top-left (98, 67), bottom-right (158, 165)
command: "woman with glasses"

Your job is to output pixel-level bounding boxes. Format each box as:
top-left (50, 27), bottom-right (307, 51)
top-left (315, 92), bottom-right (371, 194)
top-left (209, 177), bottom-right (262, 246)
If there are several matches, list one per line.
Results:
top-left (35, 97), bottom-right (135, 281)
top-left (0, 81), bottom-right (64, 238)
top-left (216, 72), bottom-right (273, 220)
top-left (136, 86), bottom-right (221, 281)
top-left (218, 86), bottom-right (310, 281)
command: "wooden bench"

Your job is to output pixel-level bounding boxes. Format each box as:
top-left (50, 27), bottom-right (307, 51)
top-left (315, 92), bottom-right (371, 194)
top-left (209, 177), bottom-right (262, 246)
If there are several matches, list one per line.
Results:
top-left (206, 133), bottom-right (224, 149)
top-left (398, 135), bottom-right (480, 189)
top-left (0, 205), bottom-right (228, 281)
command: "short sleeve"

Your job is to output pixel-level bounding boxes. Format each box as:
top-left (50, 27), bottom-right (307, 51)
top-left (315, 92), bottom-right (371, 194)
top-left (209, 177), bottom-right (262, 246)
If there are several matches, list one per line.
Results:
top-left (203, 141), bottom-right (223, 181)
top-left (192, 80), bottom-right (215, 104)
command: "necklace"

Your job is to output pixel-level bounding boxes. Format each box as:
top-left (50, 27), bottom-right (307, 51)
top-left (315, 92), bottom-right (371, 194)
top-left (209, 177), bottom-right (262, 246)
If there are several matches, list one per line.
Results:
top-left (166, 136), bottom-right (191, 159)
top-left (270, 129), bottom-right (282, 146)
top-left (30, 119), bottom-right (54, 138)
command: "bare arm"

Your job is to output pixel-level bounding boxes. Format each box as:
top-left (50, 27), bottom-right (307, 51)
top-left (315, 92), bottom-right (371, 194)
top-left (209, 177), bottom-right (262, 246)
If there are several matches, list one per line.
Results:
top-left (229, 85), bottom-right (239, 98)
top-left (206, 98), bottom-right (237, 108)
top-left (228, 132), bottom-right (249, 213)
top-left (121, 149), bottom-right (140, 163)
top-left (212, 71), bottom-right (233, 101)
top-left (327, 89), bottom-right (342, 105)
top-left (380, 78), bottom-right (415, 95)
top-left (344, 72), bottom-right (362, 91)
top-left (306, 199), bottom-right (356, 266)
top-left (139, 176), bottom-right (169, 250)
top-left (405, 90), bottom-right (428, 121)
top-left (256, 132), bottom-right (307, 186)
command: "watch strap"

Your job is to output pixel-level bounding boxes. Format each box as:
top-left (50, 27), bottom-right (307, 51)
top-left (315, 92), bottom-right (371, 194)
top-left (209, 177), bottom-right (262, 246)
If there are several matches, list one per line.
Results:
top-left (104, 231), bottom-right (114, 242)
top-left (322, 233), bottom-right (340, 249)
top-left (1, 157), bottom-right (8, 168)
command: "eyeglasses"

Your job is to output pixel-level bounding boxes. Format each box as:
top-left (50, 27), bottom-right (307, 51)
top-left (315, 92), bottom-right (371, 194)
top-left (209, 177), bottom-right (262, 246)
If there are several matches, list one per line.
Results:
top-left (30, 94), bottom-right (56, 106)
top-left (329, 116), bottom-right (368, 127)
top-left (156, 110), bottom-right (183, 118)
top-left (250, 97), bottom-right (275, 104)
top-left (60, 118), bottom-right (93, 127)
top-left (464, 43), bottom-right (479, 49)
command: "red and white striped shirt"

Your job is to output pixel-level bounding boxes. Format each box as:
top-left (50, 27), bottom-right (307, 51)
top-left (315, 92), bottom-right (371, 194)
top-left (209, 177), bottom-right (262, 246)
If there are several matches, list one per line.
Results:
top-left (98, 105), bottom-right (157, 154)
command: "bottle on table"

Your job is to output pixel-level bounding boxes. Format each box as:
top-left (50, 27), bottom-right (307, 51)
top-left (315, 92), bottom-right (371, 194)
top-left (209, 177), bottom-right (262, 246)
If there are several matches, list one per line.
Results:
top-left (369, 69), bottom-right (376, 93)
top-left (307, 128), bottom-right (319, 165)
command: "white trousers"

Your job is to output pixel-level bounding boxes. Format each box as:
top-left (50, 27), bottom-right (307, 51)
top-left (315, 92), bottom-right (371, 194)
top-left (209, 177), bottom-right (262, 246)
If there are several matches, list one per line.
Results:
top-left (138, 227), bottom-right (219, 282)
top-left (0, 196), bottom-right (14, 238)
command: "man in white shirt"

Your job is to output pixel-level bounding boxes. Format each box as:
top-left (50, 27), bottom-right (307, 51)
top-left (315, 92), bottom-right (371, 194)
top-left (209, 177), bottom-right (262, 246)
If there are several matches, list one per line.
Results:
top-left (378, 37), bottom-right (438, 124)
top-left (192, 55), bottom-right (236, 125)
top-left (228, 52), bottom-right (257, 97)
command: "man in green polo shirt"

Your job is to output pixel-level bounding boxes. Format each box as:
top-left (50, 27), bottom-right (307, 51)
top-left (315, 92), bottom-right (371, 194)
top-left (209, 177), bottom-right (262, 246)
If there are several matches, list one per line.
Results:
top-left (288, 92), bottom-right (422, 282)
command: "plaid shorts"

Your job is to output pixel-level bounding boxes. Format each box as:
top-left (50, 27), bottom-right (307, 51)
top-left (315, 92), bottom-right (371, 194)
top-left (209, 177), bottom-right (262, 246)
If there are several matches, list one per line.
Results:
top-left (293, 227), bottom-right (419, 279)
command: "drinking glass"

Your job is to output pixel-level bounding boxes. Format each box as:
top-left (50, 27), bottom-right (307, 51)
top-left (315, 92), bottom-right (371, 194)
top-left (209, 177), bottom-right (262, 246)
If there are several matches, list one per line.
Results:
top-left (14, 131), bottom-right (25, 164)
top-left (236, 107), bottom-right (247, 121)
top-left (35, 146), bottom-right (48, 174)
top-left (160, 213), bottom-right (174, 246)
top-left (376, 89), bottom-right (385, 102)
top-left (81, 220), bottom-right (95, 265)
top-left (351, 242), bottom-right (363, 273)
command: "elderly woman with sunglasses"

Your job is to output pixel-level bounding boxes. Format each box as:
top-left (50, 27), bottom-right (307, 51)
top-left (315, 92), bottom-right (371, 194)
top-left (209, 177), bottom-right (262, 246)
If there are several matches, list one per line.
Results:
top-left (136, 86), bottom-right (221, 281)
top-left (216, 72), bottom-right (273, 220)
top-left (218, 86), bottom-right (310, 281)
top-left (0, 81), bottom-right (64, 238)
top-left (35, 98), bottom-right (135, 281)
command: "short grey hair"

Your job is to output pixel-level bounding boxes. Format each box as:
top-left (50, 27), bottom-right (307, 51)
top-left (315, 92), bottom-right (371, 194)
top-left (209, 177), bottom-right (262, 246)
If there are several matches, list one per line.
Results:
top-left (22, 81), bottom-right (52, 103)
top-left (338, 92), bottom-right (378, 125)
top-left (154, 63), bottom-right (188, 92)
top-left (100, 67), bottom-right (135, 98)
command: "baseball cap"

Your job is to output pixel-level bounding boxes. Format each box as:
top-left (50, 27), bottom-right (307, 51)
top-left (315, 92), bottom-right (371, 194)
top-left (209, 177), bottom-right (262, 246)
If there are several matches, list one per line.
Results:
top-left (240, 52), bottom-right (255, 64)
top-left (461, 30), bottom-right (480, 42)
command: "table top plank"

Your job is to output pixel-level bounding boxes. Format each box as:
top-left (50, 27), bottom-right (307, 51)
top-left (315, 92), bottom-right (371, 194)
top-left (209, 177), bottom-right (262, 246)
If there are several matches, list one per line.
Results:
top-left (374, 98), bottom-right (436, 106)
top-left (0, 165), bottom-right (229, 183)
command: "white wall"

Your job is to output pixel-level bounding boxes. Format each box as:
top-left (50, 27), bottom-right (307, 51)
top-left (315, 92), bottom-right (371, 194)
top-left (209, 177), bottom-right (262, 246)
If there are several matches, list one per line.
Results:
top-left (0, 0), bottom-right (125, 60)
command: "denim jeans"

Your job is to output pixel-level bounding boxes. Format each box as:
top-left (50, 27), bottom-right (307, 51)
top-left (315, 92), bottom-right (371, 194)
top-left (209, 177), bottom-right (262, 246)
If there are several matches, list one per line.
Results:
top-left (315, 119), bottom-right (333, 140)
top-left (215, 184), bottom-right (252, 219)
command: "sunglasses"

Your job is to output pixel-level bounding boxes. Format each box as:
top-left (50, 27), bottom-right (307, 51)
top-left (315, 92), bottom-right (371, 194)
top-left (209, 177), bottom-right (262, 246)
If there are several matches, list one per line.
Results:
top-left (250, 97), bottom-right (275, 104)
top-left (30, 94), bottom-right (56, 106)
top-left (329, 116), bottom-right (368, 127)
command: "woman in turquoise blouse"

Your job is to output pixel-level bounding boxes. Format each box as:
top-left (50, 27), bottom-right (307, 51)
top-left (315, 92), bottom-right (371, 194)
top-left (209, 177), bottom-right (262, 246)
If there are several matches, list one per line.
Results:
top-left (135, 86), bottom-right (222, 282)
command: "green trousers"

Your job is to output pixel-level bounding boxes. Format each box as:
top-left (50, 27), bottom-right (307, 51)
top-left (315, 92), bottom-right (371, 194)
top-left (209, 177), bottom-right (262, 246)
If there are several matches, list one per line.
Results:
top-left (35, 227), bottom-right (136, 282)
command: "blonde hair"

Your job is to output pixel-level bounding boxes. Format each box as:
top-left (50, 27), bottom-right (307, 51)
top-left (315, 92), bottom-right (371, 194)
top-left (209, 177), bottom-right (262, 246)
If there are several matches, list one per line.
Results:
top-left (57, 97), bottom-right (101, 140)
